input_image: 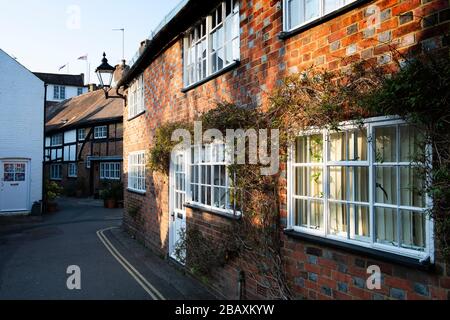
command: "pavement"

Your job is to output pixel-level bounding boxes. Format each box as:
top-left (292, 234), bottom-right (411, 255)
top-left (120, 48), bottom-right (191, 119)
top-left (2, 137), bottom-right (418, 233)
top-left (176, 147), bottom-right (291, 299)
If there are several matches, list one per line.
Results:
top-left (0, 198), bottom-right (216, 300)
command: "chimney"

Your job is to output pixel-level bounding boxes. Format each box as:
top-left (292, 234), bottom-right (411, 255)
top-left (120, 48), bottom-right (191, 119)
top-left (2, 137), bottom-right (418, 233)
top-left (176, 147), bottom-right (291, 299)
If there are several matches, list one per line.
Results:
top-left (113, 61), bottom-right (129, 87)
top-left (139, 40), bottom-right (150, 55)
top-left (88, 83), bottom-right (97, 92)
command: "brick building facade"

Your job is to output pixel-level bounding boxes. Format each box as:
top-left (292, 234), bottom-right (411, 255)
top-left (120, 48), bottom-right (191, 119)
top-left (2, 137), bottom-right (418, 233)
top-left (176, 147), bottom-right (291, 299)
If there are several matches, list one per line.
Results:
top-left (118, 0), bottom-right (450, 300)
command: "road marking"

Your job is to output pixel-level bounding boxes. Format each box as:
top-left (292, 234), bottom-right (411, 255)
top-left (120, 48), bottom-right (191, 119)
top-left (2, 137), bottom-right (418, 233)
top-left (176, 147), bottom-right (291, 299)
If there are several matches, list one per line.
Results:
top-left (96, 227), bottom-right (166, 300)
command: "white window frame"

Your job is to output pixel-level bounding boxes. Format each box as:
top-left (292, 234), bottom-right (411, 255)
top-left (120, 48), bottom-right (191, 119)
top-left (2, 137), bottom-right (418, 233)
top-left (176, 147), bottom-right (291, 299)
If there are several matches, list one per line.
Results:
top-left (53, 86), bottom-right (60, 100)
top-left (50, 164), bottom-right (62, 180)
top-left (68, 163), bottom-right (78, 178)
top-left (51, 133), bottom-right (63, 146)
top-left (128, 151), bottom-right (146, 193)
top-left (78, 128), bottom-right (86, 141)
top-left (128, 75), bottom-right (145, 119)
top-left (100, 162), bottom-right (121, 180)
top-left (283, 0), bottom-right (357, 32)
top-left (186, 143), bottom-right (240, 215)
top-left (183, 0), bottom-right (240, 87)
top-left (287, 117), bottom-right (434, 262)
top-left (94, 126), bottom-right (108, 139)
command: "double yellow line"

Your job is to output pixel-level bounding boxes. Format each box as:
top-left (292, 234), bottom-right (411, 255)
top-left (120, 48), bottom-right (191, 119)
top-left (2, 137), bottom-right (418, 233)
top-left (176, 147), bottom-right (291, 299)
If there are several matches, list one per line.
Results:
top-left (96, 227), bottom-right (166, 300)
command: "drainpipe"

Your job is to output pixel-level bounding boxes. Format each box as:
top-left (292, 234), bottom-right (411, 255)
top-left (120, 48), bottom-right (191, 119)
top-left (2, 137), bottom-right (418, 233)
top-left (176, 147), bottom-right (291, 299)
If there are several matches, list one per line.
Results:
top-left (41, 83), bottom-right (48, 214)
top-left (238, 270), bottom-right (246, 300)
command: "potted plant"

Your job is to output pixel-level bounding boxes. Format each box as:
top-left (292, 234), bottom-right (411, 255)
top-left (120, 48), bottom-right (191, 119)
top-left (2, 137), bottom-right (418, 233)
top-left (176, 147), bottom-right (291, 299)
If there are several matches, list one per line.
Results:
top-left (100, 187), bottom-right (115, 209)
top-left (45, 180), bottom-right (63, 213)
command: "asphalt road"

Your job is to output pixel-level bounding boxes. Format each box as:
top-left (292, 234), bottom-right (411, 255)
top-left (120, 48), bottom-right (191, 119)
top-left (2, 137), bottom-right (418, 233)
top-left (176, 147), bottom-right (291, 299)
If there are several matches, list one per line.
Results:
top-left (0, 199), bottom-right (150, 300)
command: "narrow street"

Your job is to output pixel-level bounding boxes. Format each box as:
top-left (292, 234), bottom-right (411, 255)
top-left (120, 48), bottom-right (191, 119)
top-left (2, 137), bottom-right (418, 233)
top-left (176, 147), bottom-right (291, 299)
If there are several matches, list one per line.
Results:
top-left (0, 199), bottom-right (214, 300)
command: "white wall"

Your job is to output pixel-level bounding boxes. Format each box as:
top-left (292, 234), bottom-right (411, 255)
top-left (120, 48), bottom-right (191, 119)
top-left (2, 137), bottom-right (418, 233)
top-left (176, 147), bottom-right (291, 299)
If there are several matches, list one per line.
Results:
top-left (0, 49), bottom-right (45, 212)
top-left (46, 84), bottom-right (87, 102)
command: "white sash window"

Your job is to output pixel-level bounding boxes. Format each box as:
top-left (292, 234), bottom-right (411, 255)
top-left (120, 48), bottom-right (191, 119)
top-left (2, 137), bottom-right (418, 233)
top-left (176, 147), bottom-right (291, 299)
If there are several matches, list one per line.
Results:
top-left (284, 0), bottom-right (357, 31)
top-left (184, 0), bottom-right (240, 87)
top-left (128, 75), bottom-right (145, 119)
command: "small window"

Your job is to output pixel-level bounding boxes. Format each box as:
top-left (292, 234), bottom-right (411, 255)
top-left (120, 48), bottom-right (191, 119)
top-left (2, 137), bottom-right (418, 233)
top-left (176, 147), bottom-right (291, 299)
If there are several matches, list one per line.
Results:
top-left (85, 156), bottom-right (92, 169)
top-left (94, 126), bottom-right (108, 139)
top-left (50, 164), bottom-right (62, 180)
top-left (59, 86), bottom-right (66, 100)
top-left (77, 87), bottom-right (83, 96)
top-left (284, 0), bottom-right (357, 32)
top-left (128, 152), bottom-right (146, 192)
top-left (51, 133), bottom-right (63, 146)
top-left (53, 86), bottom-right (60, 100)
top-left (68, 163), bottom-right (77, 178)
top-left (100, 162), bottom-right (121, 180)
top-left (78, 128), bottom-right (86, 141)
top-left (128, 75), bottom-right (145, 119)
top-left (184, 0), bottom-right (240, 87)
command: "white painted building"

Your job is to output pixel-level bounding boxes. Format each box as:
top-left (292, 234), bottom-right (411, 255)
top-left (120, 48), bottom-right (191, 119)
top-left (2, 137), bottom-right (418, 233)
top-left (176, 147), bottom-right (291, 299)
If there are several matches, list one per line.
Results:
top-left (33, 72), bottom-right (87, 103)
top-left (0, 49), bottom-right (45, 215)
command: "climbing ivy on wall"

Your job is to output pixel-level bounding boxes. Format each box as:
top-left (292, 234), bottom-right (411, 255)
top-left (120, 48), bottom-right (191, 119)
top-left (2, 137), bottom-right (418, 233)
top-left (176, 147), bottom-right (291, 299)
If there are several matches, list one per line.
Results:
top-left (148, 49), bottom-right (450, 299)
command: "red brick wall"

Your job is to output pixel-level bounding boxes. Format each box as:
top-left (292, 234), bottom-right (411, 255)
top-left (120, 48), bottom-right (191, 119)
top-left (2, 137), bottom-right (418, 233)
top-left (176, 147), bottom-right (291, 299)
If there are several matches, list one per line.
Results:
top-left (123, 0), bottom-right (450, 299)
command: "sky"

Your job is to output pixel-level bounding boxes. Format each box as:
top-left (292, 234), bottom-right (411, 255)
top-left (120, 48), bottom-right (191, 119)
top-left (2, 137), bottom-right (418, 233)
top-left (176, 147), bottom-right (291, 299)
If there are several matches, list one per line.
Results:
top-left (0, 0), bottom-right (182, 84)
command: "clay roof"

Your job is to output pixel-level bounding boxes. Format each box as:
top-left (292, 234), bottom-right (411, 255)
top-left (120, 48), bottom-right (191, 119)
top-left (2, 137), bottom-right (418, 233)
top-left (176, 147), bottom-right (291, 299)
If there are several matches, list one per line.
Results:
top-left (34, 72), bottom-right (85, 87)
top-left (45, 90), bottom-right (123, 133)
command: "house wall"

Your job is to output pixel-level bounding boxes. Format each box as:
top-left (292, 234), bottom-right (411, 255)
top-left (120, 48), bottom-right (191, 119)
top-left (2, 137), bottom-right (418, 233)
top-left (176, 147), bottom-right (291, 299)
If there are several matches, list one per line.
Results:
top-left (45, 122), bottom-right (123, 197)
top-left (0, 49), bottom-right (44, 213)
top-left (46, 84), bottom-right (87, 102)
top-left (123, 0), bottom-right (450, 300)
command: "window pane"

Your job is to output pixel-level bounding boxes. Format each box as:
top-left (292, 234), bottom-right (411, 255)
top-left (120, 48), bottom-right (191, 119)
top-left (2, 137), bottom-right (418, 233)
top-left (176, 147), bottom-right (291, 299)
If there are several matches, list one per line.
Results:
top-left (375, 166), bottom-right (397, 205)
top-left (324, 0), bottom-right (341, 14)
top-left (401, 210), bottom-right (426, 250)
top-left (400, 166), bottom-right (425, 208)
top-left (350, 205), bottom-right (370, 239)
top-left (376, 207), bottom-right (398, 246)
top-left (288, 0), bottom-right (300, 29)
top-left (295, 136), bottom-right (308, 163)
top-left (375, 126), bottom-right (397, 163)
top-left (295, 199), bottom-right (323, 230)
top-left (329, 202), bottom-right (347, 236)
top-left (305, 0), bottom-right (320, 21)
top-left (295, 167), bottom-right (323, 198)
top-left (400, 125), bottom-right (425, 162)
top-left (349, 129), bottom-right (367, 161)
top-left (329, 167), bottom-right (369, 202)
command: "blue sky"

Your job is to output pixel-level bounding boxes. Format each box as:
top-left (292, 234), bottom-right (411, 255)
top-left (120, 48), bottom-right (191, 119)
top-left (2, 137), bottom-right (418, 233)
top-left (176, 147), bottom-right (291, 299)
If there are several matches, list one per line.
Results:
top-left (0, 0), bottom-right (181, 83)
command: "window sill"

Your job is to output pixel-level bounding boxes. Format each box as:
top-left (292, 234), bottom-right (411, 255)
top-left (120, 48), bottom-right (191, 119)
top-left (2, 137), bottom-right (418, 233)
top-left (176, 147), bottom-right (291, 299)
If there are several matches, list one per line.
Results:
top-left (127, 188), bottom-right (146, 196)
top-left (278, 0), bottom-right (370, 41)
top-left (127, 110), bottom-right (146, 122)
top-left (184, 202), bottom-right (242, 221)
top-left (283, 229), bottom-right (434, 272)
top-left (181, 60), bottom-right (240, 93)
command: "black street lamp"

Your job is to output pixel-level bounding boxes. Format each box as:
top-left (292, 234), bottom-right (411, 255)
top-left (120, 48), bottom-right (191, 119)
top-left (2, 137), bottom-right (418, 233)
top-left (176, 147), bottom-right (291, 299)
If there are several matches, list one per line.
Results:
top-left (95, 52), bottom-right (124, 99)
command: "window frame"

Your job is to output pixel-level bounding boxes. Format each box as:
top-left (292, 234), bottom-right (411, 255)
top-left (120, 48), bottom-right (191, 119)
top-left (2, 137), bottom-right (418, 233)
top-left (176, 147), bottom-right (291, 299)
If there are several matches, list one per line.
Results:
top-left (128, 151), bottom-right (146, 193)
top-left (183, 0), bottom-right (240, 88)
top-left (68, 163), bottom-right (78, 178)
top-left (283, 0), bottom-right (358, 32)
top-left (287, 117), bottom-right (434, 262)
top-left (186, 143), bottom-right (240, 216)
top-left (100, 162), bottom-right (121, 181)
top-left (78, 128), bottom-right (86, 141)
top-left (50, 164), bottom-right (62, 180)
top-left (128, 75), bottom-right (145, 120)
top-left (94, 126), bottom-right (108, 139)
top-left (51, 133), bottom-right (63, 146)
